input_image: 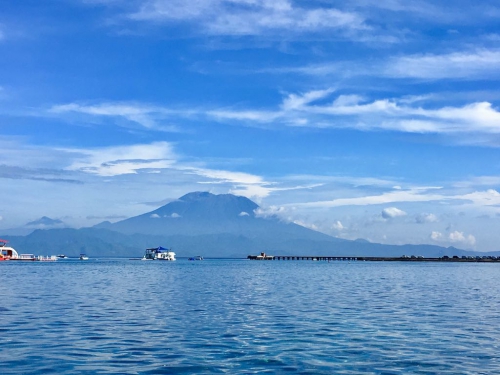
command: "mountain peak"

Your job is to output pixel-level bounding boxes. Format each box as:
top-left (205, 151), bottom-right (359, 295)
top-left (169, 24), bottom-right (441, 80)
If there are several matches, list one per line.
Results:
top-left (179, 191), bottom-right (215, 201)
top-left (26, 216), bottom-right (64, 227)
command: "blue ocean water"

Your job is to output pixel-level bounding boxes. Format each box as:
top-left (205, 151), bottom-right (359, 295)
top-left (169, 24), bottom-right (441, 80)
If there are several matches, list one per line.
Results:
top-left (1, 259), bottom-right (499, 374)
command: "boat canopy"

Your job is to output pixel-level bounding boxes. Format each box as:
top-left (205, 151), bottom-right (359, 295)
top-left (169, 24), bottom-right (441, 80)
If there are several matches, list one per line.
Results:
top-left (146, 246), bottom-right (170, 252)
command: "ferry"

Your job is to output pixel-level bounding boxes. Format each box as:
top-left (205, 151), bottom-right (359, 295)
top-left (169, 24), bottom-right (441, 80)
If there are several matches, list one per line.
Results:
top-left (142, 246), bottom-right (176, 261)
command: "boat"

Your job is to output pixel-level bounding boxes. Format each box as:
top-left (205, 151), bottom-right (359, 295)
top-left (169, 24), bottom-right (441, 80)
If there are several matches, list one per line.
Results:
top-left (38, 255), bottom-right (58, 261)
top-left (56, 254), bottom-right (68, 259)
top-left (0, 239), bottom-right (19, 260)
top-left (189, 255), bottom-right (204, 261)
top-left (1, 239), bottom-right (57, 261)
top-left (79, 254), bottom-right (89, 260)
top-left (18, 254), bottom-right (37, 261)
top-left (142, 246), bottom-right (176, 261)
top-left (248, 252), bottom-right (274, 260)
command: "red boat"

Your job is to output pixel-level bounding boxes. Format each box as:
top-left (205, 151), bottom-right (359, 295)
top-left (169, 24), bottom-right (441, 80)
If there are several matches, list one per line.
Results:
top-left (0, 239), bottom-right (19, 260)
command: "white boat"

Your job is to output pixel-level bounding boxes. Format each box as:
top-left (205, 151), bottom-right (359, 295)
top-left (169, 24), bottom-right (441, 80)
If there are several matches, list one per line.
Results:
top-left (254, 252), bottom-right (274, 260)
top-left (0, 239), bottom-right (19, 260)
top-left (79, 254), bottom-right (89, 260)
top-left (1, 239), bottom-right (57, 261)
top-left (142, 246), bottom-right (176, 261)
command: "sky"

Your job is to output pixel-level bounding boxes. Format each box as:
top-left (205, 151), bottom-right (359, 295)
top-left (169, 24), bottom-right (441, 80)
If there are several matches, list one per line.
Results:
top-left (1, 0), bottom-right (500, 251)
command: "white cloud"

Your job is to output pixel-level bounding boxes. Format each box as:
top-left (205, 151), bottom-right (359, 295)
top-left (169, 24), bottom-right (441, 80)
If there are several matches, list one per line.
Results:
top-left (276, 48), bottom-right (500, 81)
top-left (296, 187), bottom-right (445, 208)
top-left (150, 213), bottom-right (160, 218)
top-left (332, 220), bottom-right (344, 230)
top-left (49, 88), bottom-right (500, 140)
top-left (170, 213), bottom-right (181, 218)
top-left (238, 211), bottom-right (249, 216)
top-left (449, 231), bottom-right (476, 246)
top-left (415, 213), bottom-right (438, 223)
top-left (50, 102), bottom-right (182, 131)
top-left (254, 205), bottom-right (286, 218)
top-left (382, 207), bottom-right (407, 219)
top-left (281, 88), bottom-right (335, 111)
top-left (128, 0), bottom-right (367, 35)
top-left (205, 89), bottom-right (500, 136)
top-left (431, 231), bottom-right (443, 241)
top-left (291, 187), bottom-right (500, 214)
top-left (431, 230), bottom-right (476, 247)
top-left (387, 50), bottom-right (500, 80)
top-left (64, 142), bottom-right (177, 176)
top-left (293, 219), bottom-right (318, 231)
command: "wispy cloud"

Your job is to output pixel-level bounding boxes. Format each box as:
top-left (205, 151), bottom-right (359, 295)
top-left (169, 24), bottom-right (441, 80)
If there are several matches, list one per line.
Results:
top-left (127, 0), bottom-right (368, 35)
top-left (50, 102), bottom-right (184, 132)
top-left (269, 49), bottom-right (500, 81)
top-left (292, 187), bottom-right (500, 210)
top-left (387, 50), bottom-right (500, 80)
top-left (51, 88), bottom-right (500, 138)
top-left (0, 165), bottom-right (82, 184)
top-left (63, 141), bottom-right (177, 176)
top-left (205, 89), bottom-right (500, 136)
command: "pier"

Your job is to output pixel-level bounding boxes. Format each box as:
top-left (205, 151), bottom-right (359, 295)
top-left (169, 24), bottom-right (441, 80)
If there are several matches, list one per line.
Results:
top-left (247, 254), bottom-right (500, 262)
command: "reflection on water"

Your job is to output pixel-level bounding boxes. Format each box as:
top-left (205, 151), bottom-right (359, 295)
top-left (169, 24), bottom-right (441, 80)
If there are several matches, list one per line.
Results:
top-left (1, 259), bottom-right (500, 374)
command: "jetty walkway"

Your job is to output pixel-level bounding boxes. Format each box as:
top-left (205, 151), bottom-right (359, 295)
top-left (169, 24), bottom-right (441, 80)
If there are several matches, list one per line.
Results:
top-left (247, 254), bottom-right (500, 262)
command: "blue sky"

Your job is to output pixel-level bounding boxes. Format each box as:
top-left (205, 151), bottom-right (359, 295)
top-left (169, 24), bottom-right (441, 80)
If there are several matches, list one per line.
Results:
top-left (1, 0), bottom-right (500, 251)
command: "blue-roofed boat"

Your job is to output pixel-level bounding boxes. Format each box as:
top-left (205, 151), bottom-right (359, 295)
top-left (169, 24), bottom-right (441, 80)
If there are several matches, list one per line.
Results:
top-left (142, 246), bottom-right (176, 261)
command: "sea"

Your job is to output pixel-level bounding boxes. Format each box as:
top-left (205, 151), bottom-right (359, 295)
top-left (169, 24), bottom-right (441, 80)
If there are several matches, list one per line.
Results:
top-left (1, 258), bottom-right (499, 374)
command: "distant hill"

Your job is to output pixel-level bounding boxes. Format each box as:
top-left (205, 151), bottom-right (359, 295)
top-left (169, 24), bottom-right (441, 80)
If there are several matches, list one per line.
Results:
top-left (1, 216), bottom-right (67, 236)
top-left (2, 192), bottom-right (497, 258)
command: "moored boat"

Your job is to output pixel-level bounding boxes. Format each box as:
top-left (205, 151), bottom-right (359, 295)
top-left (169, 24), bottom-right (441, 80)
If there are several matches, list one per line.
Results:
top-left (0, 239), bottom-right (19, 260)
top-left (1, 239), bottom-right (57, 261)
top-left (142, 246), bottom-right (176, 261)
top-left (18, 254), bottom-right (37, 261)
top-left (38, 255), bottom-right (58, 261)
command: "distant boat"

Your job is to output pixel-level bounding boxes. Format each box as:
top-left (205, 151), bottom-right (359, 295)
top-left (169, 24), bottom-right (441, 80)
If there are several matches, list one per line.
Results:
top-left (57, 254), bottom-right (68, 259)
top-left (79, 254), bottom-right (89, 260)
top-left (142, 246), bottom-right (176, 261)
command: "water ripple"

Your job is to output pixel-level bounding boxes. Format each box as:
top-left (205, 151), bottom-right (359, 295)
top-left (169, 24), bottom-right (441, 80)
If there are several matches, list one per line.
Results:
top-left (1, 260), bottom-right (500, 373)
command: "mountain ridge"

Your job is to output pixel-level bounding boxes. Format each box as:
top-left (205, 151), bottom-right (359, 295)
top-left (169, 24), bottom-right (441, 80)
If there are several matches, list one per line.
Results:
top-left (1, 192), bottom-right (491, 258)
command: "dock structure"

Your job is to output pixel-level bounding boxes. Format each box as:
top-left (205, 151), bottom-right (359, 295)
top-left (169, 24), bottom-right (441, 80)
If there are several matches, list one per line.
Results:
top-left (247, 255), bottom-right (500, 262)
